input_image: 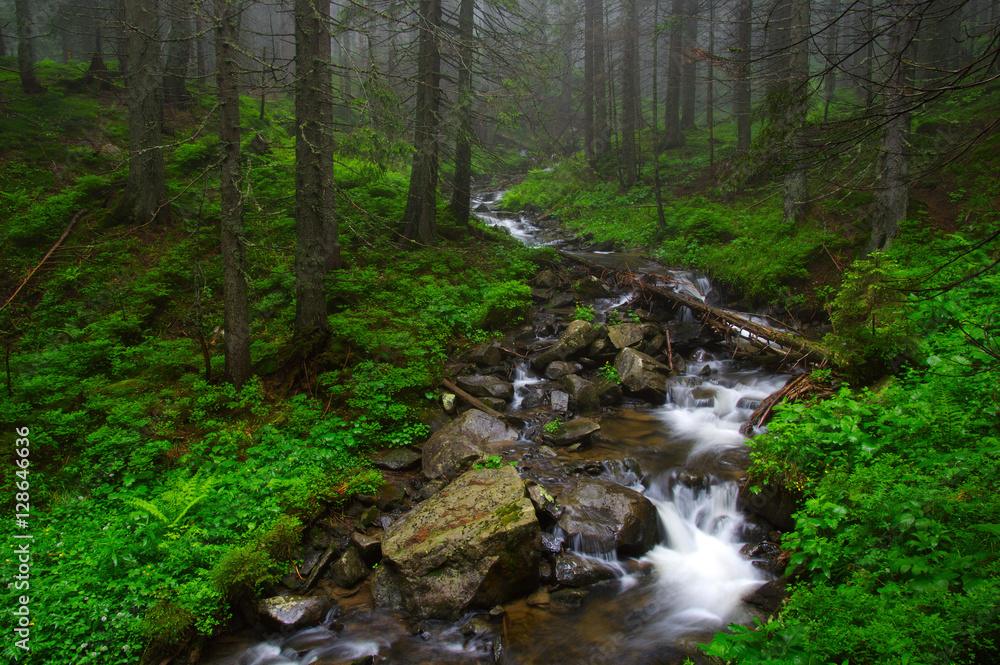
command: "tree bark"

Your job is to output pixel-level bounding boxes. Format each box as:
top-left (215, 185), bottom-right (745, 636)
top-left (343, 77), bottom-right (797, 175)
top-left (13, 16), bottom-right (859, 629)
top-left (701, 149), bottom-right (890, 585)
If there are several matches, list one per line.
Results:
top-left (584, 0), bottom-right (596, 164)
top-left (734, 0), bottom-right (752, 154)
top-left (781, 0), bottom-right (810, 225)
top-left (164, 0), bottom-right (193, 108)
top-left (294, 0), bottom-right (336, 334)
top-left (449, 0), bottom-right (476, 227)
top-left (124, 0), bottom-right (169, 223)
top-left (680, 0), bottom-right (698, 129)
top-left (15, 0), bottom-right (44, 94)
top-left (823, 7), bottom-right (839, 122)
top-left (593, 0), bottom-right (609, 161)
top-left (662, 0), bottom-right (685, 149)
top-left (866, 2), bottom-right (916, 254)
top-left (216, 0), bottom-right (251, 388)
top-left (401, 0), bottom-right (442, 246)
top-left (620, 0), bottom-right (639, 186)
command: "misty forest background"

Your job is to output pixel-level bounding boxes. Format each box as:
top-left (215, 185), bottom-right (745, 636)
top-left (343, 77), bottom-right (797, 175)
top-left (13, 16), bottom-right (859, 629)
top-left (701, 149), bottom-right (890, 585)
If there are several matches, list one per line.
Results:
top-left (1, 0), bottom-right (999, 662)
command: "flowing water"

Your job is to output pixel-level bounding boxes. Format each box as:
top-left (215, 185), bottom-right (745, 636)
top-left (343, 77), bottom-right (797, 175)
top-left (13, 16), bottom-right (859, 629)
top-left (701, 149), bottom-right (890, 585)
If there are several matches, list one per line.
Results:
top-left (204, 194), bottom-right (789, 665)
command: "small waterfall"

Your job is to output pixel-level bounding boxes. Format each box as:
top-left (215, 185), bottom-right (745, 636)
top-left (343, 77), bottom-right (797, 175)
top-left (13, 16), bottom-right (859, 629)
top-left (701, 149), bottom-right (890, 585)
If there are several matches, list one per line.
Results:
top-left (642, 481), bottom-right (762, 638)
top-left (509, 360), bottom-right (543, 411)
top-left (660, 353), bottom-right (790, 453)
top-left (668, 271), bottom-right (713, 302)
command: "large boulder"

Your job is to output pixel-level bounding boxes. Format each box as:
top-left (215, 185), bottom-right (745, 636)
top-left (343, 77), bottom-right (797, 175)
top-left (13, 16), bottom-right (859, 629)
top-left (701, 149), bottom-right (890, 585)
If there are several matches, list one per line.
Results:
top-left (666, 321), bottom-right (715, 354)
top-left (607, 323), bottom-right (645, 349)
top-left (422, 409), bottom-right (519, 479)
top-left (559, 374), bottom-right (601, 413)
top-left (544, 360), bottom-right (583, 380)
top-left (259, 595), bottom-right (333, 631)
top-left (372, 466), bottom-right (540, 620)
top-left (591, 375), bottom-right (623, 407)
top-left (367, 447), bottom-right (422, 471)
top-left (614, 347), bottom-right (671, 403)
top-left (556, 479), bottom-right (660, 557)
top-left (544, 417), bottom-right (600, 446)
top-left (573, 275), bottom-right (613, 299)
top-left (456, 375), bottom-right (514, 402)
top-left (331, 547), bottom-right (368, 588)
top-left (554, 552), bottom-right (620, 587)
top-left (463, 341), bottom-right (502, 366)
top-left (531, 320), bottom-right (603, 370)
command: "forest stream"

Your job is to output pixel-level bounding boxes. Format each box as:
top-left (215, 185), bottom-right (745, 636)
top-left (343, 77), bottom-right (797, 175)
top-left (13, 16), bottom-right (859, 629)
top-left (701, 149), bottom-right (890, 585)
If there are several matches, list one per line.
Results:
top-left (201, 194), bottom-right (793, 665)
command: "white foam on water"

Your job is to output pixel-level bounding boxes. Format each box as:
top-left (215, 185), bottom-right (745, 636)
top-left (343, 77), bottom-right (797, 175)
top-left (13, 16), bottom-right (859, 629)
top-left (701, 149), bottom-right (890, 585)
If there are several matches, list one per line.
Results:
top-left (642, 482), bottom-right (763, 637)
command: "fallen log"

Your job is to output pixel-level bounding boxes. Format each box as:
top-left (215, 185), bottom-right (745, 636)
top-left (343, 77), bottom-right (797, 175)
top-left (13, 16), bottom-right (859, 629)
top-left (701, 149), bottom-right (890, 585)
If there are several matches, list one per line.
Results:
top-left (440, 378), bottom-right (508, 422)
top-left (554, 249), bottom-right (832, 366)
top-left (642, 282), bottom-right (833, 365)
top-left (739, 373), bottom-right (833, 435)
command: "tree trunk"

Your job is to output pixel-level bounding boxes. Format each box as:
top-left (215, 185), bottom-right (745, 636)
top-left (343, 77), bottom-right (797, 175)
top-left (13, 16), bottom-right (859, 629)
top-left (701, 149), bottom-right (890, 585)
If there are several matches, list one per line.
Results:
top-left (124, 0), bottom-right (169, 224)
top-left (781, 0), bottom-right (810, 225)
top-left (164, 1), bottom-right (193, 108)
top-left (593, 0), bottom-right (609, 161)
top-left (86, 0), bottom-right (113, 91)
top-left (195, 7), bottom-right (207, 82)
top-left (15, 0), bottom-right (44, 94)
top-left (867, 2), bottom-right (916, 254)
top-left (823, 8), bottom-right (839, 122)
top-left (449, 0), bottom-right (475, 227)
top-left (294, 0), bottom-right (336, 334)
top-left (680, 0), bottom-right (698, 129)
top-left (662, 0), bottom-right (685, 149)
top-left (584, 0), bottom-right (596, 164)
top-left (734, 0), bottom-right (752, 153)
top-left (216, 0), bottom-right (251, 388)
top-left (620, 0), bottom-right (639, 187)
top-left (401, 0), bottom-right (442, 246)
top-left (862, 0), bottom-right (874, 107)
top-left (707, 0), bottom-right (715, 177)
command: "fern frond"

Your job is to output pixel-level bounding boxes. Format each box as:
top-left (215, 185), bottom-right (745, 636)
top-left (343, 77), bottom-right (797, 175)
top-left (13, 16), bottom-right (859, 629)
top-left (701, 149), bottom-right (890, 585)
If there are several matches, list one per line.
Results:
top-left (125, 498), bottom-right (170, 524)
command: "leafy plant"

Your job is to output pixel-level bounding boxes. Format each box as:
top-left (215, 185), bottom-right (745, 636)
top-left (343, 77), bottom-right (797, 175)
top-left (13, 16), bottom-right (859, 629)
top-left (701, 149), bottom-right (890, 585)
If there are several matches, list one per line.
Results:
top-left (574, 303), bottom-right (596, 322)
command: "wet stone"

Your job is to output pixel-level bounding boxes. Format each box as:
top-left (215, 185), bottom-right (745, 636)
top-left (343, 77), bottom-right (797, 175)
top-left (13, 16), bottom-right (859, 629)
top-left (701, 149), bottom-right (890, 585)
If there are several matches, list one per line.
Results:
top-left (559, 374), bottom-right (601, 414)
top-left (331, 546), bottom-right (368, 588)
top-left (553, 552), bottom-right (619, 587)
top-left (368, 448), bottom-right (421, 471)
top-left (527, 589), bottom-right (551, 606)
top-left (350, 531), bottom-right (382, 565)
top-left (259, 595), bottom-right (334, 631)
top-left (541, 531), bottom-right (565, 555)
top-left (375, 481), bottom-right (407, 510)
top-left (535, 269), bottom-right (560, 289)
top-left (607, 323), bottom-right (645, 349)
top-left (417, 479), bottom-right (447, 501)
top-left (573, 275), bottom-right (613, 299)
top-left (527, 483), bottom-right (564, 523)
top-left (545, 360), bottom-right (583, 380)
top-left (464, 340), bottom-right (502, 366)
top-left (550, 390), bottom-right (570, 413)
top-left (556, 479), bottom-right (659, 557)
top-left (545, 417), bottom-right (600, 446)
top-left (456, 375), bottom-right (514, 401)
top-left (550, 588), bottom-right (587, 608)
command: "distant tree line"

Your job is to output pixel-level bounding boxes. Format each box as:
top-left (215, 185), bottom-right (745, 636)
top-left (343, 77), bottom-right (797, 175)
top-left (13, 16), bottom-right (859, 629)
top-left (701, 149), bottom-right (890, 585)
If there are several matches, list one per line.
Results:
top-left (3, 0), bottom-right (997, 385)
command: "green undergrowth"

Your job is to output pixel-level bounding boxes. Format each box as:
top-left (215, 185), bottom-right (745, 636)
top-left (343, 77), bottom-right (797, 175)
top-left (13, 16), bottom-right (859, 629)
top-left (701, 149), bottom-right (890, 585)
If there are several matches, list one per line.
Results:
top-left (503, 156), bottom-right (836, 304)
top-left (706, 228), bottom-right (1000, 664)
top-left (0, 64), bottom-right (542, 663)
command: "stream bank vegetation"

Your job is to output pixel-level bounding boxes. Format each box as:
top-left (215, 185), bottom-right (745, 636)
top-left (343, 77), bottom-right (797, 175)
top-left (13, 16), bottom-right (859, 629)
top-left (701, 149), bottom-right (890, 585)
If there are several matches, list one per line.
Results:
top-left (501, 51), bottom-right (1000, 665)
top-left (0, 61), bottom-right (541, 663)
top-left (3, 0), bottom-right (1000, 659)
